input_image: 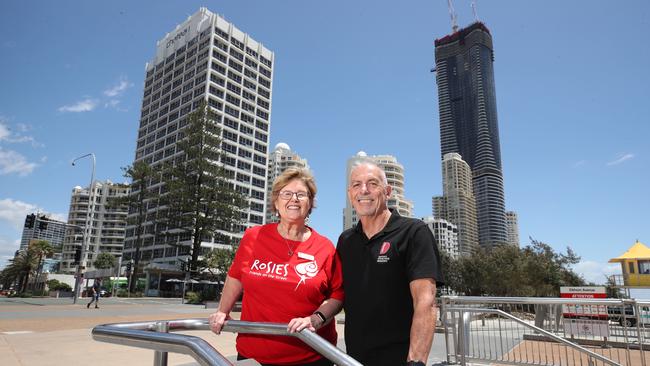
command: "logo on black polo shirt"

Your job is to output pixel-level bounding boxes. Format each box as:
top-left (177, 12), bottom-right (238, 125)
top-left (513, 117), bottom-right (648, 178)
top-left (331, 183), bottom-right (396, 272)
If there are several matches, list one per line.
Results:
top-left (377, 241), bottom-right (391, 263)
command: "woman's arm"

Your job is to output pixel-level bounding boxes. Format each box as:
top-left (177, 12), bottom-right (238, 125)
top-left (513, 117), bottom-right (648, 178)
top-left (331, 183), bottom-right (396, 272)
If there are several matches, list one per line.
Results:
top-left (208, 275), bottom-right (243, 334)
top-left (287, 298), bottom-right (343, 333)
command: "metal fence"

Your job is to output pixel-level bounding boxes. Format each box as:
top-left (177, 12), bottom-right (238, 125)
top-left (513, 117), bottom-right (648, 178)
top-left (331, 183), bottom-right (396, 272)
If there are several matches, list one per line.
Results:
top-left (440, 296), bottom-right (650, 366)
top-left (92, 319), bottom-right (362, 366)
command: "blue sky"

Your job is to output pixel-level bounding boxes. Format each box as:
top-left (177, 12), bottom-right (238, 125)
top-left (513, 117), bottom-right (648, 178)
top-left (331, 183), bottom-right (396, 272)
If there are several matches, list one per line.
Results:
top-left (1, 1), bottom-right (648, 287)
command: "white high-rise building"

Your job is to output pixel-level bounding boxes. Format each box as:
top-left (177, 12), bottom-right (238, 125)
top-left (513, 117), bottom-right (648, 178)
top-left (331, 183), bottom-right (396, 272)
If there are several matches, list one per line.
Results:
top-left (60, 181), bottom-right (130, 274)
top-left (506, 211), bottom-right (520, 247)
top-left (343, 152), bottom-right (414, 230)
top-left (266, 143), bottom-right (309, 223)
top-left (20, 214), bottom-right (67, 251)
top-left (422, 216), bottom-right (459, 259)
top-left (433, 153), bottom-right (479, 256)
top-left (123, 8), bottom-right (274, 273)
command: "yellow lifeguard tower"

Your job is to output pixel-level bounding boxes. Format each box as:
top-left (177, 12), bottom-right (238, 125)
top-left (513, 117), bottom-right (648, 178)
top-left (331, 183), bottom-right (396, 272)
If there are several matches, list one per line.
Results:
top-left (609, 240), bottom-right (650, 289)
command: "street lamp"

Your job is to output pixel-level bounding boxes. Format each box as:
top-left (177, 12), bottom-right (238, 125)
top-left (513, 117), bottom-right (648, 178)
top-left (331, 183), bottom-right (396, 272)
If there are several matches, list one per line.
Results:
top-left (71, 153), bottom-right (96, 304)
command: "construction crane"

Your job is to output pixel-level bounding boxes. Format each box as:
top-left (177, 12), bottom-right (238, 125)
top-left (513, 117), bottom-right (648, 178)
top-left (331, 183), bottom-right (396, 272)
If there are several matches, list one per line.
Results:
top-left (447, 0), bottom-right (459, 32)
top-left (471, 0), bottom-right (480, 22)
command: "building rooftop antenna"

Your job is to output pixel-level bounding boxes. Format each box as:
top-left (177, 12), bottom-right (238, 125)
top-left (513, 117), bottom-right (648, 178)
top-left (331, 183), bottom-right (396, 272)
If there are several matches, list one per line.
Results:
top-left (471, 0), bottom-right (480, 22)
top-left (447, 0), bottom-right (459, 32)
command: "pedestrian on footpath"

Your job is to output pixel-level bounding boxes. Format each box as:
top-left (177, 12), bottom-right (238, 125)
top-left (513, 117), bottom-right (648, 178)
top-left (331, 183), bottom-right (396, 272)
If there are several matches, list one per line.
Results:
top-left (87, 278), bottom-right (101, 309)
top-left (337, 161), bottom-right (444, 366)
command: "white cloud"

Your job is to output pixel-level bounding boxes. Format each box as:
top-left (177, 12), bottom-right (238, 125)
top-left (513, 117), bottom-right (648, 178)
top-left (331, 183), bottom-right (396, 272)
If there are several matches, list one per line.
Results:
top-left (0, 237), bottom-right (21, 269)
top-left (0, 198), bottom-right (38, 229)
top-left (0, 122), bottom-right (9, 140)
top-left (0, 148), bottom-right (37, 176)
top-left (572, 260), bottom-right (620, 285)
top-left (103, 77), bottom-right (132, 97)
top-left (572, 160), bottom-right (586, 168)
top-left (58, 98), bottom-right (98, 113)
top-left (606, 153), bottom-right (635, 166)
top-left (0, 118), bottom-right (42, 147)
top-left (0, 199), bottom-right (66, 231)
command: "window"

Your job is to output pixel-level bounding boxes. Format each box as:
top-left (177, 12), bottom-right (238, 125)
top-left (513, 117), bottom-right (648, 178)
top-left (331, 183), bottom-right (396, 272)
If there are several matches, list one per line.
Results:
top-left (245, 57), bottom-right (258, 69)
top-left (260, 56), bottom-right (272, 68)
top-left (224, 117), bottom-right (238, 130)
top-left (251, 189), bottom-right (264, 200)
top-left (227, 71), bottom-right (242, 84)
top-left (239, 136), bottom-right (253, 147)
top-left (252, 165), bottom-right (265, 177)
top-left (253, 154), bottom-right (266, 165)
top-left (222, 142), bottom-right (237, 154)
top-left (225, 105), bottom-right (239, 118)
top-left (629, 262), bottom-right (635, 274)
top-left (254, 143), bottom-right (266, 153)
top-left (228, 59), bottom-right (243, 72)
top-left (229, 48), bottom-right (244, 61)
top-left (210, 73), bottom-right (225, 86)
top-left (226, 93), bottom-right (240, 106)
top-left (238, 148), bottom-right (252, 159)
top-left (231, 38), bottom-right (244, 51)
top-left (236, 173), bottom-right (250, 183)
top-left (252, 177), bottom-right (265, 188)
top-left (255, 131), bottom-right (268, 143)
top-left (237, 160), bottom-right (251, 171)
top-left (244, 79), bottom-right (256, 91)
top-left (240, 124), bottom-right (253, 135)
top-left (223, 130), bottom-right (237, 142)
top-left (227, 82), bottom-right (241, 95)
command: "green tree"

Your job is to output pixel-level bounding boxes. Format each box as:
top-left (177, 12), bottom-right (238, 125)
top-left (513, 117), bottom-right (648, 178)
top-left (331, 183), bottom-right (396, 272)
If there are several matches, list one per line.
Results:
top-left (30, 240), bottom-right (54, 291)
top-left (10, 248), bottom-right (39, 293)
top-left (443, 238), bottom-right (586, 297)
top-left (159, 102), bottom-right (247, 274)
top-left (93, 252), bottom-right (116, 269)
top-left (108, 161), bottom-right (157, 292)
top-left (203, 245), bottom-right (238, 283)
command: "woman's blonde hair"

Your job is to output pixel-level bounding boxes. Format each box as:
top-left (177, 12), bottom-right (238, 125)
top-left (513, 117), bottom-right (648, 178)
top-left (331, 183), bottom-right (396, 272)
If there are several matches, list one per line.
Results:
top-left (270, 167), bottom-right (317, 216)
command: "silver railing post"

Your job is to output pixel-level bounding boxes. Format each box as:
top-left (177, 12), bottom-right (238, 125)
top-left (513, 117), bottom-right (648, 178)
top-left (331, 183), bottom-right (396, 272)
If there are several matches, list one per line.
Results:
top-left (456, 309), bottom-right (471, 366)
top-left (153, 321), bottom-right (169, 366)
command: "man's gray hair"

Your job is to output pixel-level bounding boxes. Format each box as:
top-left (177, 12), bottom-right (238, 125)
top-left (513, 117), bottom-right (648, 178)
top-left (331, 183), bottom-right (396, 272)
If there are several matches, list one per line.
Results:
top-left (348, 158), bottom-right (388, 185)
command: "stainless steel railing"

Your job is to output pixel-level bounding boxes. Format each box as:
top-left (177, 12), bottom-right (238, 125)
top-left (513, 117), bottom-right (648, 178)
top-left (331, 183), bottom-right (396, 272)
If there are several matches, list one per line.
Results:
top-left (92, 319), bottom-right (362, 366)
top-left (440, 296), bottom-right (650, 366)
top-left (450, 307), bottom-right (620, 366)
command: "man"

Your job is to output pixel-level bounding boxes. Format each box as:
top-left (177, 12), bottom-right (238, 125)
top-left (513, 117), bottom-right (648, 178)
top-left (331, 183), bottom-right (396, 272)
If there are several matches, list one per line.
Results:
top-left (87, 278), bottom-right (101, 309)
top-left (337, 161), bottom-right (443, 366)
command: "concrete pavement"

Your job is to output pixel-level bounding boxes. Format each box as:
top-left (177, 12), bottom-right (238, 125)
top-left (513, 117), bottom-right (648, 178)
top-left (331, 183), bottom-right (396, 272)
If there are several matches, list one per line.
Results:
top-left (0, 297), bottom-right (450, 365)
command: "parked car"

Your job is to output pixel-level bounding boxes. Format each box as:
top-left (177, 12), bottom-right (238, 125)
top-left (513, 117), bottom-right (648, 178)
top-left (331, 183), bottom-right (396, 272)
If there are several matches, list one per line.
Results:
top-left (99, 288), bottom-right (111, 297)
top-left (607, 305), bottom-right (650, 327)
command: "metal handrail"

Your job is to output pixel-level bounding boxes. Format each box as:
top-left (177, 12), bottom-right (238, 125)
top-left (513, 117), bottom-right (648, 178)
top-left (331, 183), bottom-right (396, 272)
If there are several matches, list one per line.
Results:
top-left (92, 319), bottom-right (362, 366)
top-left (443, 296), bottom-right (649, 306)
top-left (448, 307), bottom-right (622, 366)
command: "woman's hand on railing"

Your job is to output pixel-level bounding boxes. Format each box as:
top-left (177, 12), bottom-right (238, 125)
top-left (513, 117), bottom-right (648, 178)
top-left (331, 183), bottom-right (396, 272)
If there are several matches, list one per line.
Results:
top-left (208, 311), bottom-right (231, 334)
top-left (287, 316), bottom-right (317, 333)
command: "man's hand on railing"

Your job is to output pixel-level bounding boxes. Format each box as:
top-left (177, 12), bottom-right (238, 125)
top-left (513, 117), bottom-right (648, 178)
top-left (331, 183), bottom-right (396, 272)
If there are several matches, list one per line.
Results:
top-left (208, 311), bottom-right (231, 334)
top-left (287, 315), bottom-right (318, 333)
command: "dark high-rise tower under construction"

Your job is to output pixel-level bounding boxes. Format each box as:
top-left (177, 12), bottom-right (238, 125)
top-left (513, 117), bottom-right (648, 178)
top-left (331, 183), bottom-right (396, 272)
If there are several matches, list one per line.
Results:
top-left (434, 22), bottom-right (507, 248)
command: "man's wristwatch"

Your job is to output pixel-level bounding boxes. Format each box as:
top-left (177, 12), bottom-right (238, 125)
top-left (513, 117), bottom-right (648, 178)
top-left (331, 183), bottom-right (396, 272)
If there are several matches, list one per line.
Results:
top-left (406, 361), bottom-right (425, 366)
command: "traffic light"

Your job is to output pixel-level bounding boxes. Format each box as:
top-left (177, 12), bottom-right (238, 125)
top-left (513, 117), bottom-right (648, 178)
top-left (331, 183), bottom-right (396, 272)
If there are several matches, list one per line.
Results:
top-left (24, 214), bottom-right (35, 229)
top-left (126, 261), bottom-right (132, 273)
top-left (74, 248), bottom-right (82, 264)
top-left (38, 216), bottom-right (48, 231)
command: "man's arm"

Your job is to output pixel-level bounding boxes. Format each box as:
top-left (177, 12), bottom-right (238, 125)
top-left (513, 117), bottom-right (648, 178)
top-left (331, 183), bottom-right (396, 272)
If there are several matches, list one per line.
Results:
top-left (407, 278), bottom-right (437, 363)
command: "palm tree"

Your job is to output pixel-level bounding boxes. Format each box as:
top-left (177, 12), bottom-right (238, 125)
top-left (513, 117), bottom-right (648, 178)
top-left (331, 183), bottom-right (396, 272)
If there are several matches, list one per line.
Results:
top-left (11, 248), bottom-right (39, 293)
top-left (30, 240), bottom-right (54, 292)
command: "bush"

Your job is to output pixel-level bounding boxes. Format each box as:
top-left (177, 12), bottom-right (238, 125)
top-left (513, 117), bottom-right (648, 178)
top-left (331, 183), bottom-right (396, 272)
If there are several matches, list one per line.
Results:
top-left (185, 291), bottom-right (202, 304)
top-left (47, 279), bottom-right (61, 290)
top-left (55, 283), bottom-right (72, 292)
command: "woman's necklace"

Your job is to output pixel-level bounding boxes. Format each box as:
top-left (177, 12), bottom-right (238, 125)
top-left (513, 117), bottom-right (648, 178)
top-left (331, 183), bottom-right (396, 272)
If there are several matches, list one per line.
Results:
top-left (279, 226), bottom-right (302, 257)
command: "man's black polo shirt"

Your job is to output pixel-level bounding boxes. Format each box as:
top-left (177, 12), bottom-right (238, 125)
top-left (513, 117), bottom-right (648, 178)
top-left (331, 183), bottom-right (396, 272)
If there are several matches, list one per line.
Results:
top-left (337, 210), bottom-right (443, 364)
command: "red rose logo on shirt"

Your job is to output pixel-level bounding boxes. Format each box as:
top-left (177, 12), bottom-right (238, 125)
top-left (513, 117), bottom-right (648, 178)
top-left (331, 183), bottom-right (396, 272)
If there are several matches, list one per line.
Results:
top-left (380, 242), bottom-right (391, 255)
top-left (294, 260), bottom-right (318, 290)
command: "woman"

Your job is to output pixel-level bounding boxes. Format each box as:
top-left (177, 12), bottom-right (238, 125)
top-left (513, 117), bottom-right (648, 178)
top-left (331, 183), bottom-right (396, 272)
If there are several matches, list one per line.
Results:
top-left (209, 168), bottom-right (344, 366)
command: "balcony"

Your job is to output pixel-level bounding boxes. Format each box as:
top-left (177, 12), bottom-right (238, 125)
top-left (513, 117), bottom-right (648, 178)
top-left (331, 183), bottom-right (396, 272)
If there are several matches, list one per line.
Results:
top-left (609, 273), bottom-right (650, 287)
